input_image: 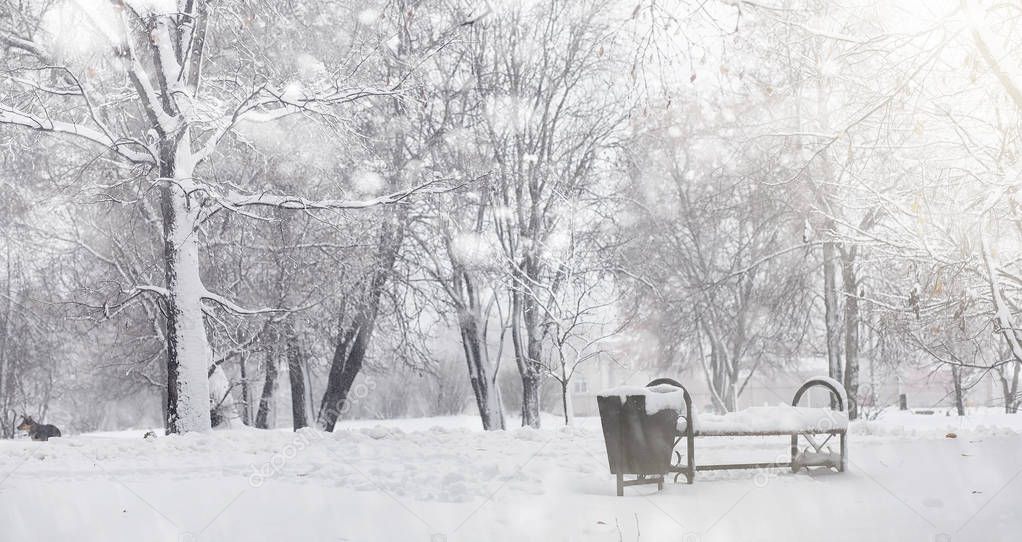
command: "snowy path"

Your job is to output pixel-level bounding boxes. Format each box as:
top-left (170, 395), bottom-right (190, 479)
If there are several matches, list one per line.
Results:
top-left (1, 414), bottom-right (1021, 541)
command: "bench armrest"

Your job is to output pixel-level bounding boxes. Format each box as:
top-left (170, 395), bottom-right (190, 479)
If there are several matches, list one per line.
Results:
top-left (792, 376), bottom-right (848, 412)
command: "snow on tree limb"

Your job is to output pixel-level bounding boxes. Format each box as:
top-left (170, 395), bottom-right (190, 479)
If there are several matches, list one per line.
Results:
top-left (200, 290), bottom-right (285, 316)
top-left (135, 285), bottom-right (170, 298)
top-left (192, 85), bottom-right (404, 165)
top-left (0, 105), bottom-right (153, 163)
top-left (0, 32), bottom-right (50, 59)
top-left (214, 178), bottom-right (462, 212)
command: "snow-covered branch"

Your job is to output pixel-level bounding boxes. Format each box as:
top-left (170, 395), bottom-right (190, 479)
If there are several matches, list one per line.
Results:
top-left (214, 178), bottom-right (457, 212)
top-left (193, 85), bottom-right (404, 164)
top-left (0, 105), bottom-right (153, 163)
top-left (200, 290), bottom-right (286, 316)
top-left (0, 32), bottom-right (50, 60)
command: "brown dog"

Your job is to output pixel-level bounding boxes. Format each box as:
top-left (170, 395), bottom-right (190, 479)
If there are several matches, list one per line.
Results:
top-left (17, 415), bottom-right (61, 441)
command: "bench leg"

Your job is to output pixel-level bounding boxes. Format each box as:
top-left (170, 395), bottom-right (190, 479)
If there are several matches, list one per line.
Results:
top-left (839, 432), bottom-right (847, 473)
top-left (670, 432), bottom-right (695, 484)
top-left (686, 429), bottom-right (695, 484)
top-left (791, 432), bottom-right (846, 473)
top-left (790, 434), bottom-right (799, 473)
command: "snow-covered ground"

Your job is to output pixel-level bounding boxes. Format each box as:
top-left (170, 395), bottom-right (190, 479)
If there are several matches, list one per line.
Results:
top-left (2, 410), bottom-right (1021, 541)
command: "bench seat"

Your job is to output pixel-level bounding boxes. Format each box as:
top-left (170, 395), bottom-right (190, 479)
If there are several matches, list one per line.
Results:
top-left (677, 405), bottom-right (849, 436)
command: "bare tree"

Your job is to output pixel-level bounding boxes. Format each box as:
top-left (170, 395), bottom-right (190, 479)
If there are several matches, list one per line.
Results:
top-left (463, 0), bottom-right (631, 427)
top-left (0, 0), bottom-right (433, 432)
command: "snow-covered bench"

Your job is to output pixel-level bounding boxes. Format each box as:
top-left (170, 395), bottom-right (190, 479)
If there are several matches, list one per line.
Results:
top-left (652, 376), bottom-right (848, 485)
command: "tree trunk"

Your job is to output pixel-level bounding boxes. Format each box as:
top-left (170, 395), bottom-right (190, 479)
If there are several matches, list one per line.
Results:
top-left (998, 360), bottom-right (1020, 413)
top-left (317, 311), bottom-right (375, 431)
top-left (286, 326), bottom-right (308, 430)
top-left (701, 322), bottom-right (732, 414)
top-left (458, 307), bottom-right (505, 430)
top-left (951, 363), bottom-right (965, 416)
top-left (560, 360), bottom-right (575, 426)
top-left (0, 241), bottom-right (10, 438)
top-left (727, 365), bottom-right (740, 412)
top-left (839, 246), bottom-right (859, 420)
top-left (982, 232), bottom-right (1022, 414)
top-left (255, 351), bottom-right (278, 429)
top-left (521, 372), bottom-right (541, 428)
top-left (525, 316), bottom-right (543, 428)
top-left (160, 384), bottom-right (168, 432)
top-left (1009, 361), bottom-right (1020, 414)
top-left (239, 354), bottom-right (250, 425)
top-left (814, 66), bottom-right (844, 408)
top-left (524, 275), bottom-right (546, 429)
top-left (822, 236), bottom-right (843, 409)
top-left (317, 219), bottom-right (403, 431)
top-left (160, 134), bottom-right (213, 434)
top-left (656, 309), bottom-right (677, 369)
top-left (710, 351), bottom-right (726, 413)
top-left (443, 185), bottom-right (505, 430)
top-left (511, 289), bottom-right (542, 428)
top-left (560, 379), bottom-right (570, 425)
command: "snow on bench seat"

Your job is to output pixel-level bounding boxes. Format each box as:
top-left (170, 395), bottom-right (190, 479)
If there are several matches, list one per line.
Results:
top-left (677, 405), bottom-right (848, 436)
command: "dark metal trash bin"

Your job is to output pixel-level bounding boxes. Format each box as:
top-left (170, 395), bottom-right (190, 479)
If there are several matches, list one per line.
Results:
top-left (597, 389), bottom-right (680, 496)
